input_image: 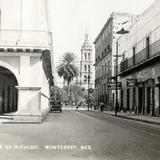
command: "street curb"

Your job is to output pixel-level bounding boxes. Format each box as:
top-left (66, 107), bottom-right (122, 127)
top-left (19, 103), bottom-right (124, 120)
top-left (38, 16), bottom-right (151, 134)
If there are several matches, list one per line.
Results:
top-left (90, 110), bottom-right (160, 125)
top-left (117, 115), bottom-right (160, 125)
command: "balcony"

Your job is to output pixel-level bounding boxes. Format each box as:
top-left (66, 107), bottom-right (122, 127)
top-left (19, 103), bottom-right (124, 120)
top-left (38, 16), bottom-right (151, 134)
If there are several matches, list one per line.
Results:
top-left (119, 38), bottom-right (160, 76)
top-left (0, 30), bottom-right (52, 50)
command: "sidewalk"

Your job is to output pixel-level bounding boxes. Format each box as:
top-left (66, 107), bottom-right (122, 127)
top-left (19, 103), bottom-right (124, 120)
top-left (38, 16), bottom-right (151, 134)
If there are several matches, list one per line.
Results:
top-left (90, 109), bottom-right (160, 125)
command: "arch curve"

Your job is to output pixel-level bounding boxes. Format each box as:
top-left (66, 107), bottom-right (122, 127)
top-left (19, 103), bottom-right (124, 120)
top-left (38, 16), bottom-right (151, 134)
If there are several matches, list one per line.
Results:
top-left (0, 60), bottom-right (20, 85)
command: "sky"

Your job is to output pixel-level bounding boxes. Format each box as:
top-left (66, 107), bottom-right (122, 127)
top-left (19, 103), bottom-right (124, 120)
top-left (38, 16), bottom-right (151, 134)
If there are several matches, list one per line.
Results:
top-left (48, 0), bottom-right (155, 87)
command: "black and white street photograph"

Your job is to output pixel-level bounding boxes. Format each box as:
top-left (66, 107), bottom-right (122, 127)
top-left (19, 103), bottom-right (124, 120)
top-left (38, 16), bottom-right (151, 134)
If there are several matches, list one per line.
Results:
top-left (0, 0), bottom-right (160, 160)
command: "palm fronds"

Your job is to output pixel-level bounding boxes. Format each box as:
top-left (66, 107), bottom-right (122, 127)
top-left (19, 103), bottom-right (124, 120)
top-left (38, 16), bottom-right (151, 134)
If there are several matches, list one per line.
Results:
top-left (56, 52), bottom-right (79, 87)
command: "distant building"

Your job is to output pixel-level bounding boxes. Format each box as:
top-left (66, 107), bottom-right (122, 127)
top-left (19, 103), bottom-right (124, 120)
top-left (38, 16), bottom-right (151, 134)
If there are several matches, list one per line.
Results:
top-left (118, 0), bottom-right (160, 116)
top-left (94, 12), bottom-right (137, 110)
top-left (79, 31), bottom-right (94, 90)
top-left (0, 0), bottom-right (53, 122)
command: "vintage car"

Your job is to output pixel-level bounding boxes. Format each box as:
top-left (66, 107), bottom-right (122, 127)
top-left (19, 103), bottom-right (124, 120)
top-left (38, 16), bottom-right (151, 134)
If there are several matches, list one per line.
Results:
top-left (50, 100), bottom-right (62, 112)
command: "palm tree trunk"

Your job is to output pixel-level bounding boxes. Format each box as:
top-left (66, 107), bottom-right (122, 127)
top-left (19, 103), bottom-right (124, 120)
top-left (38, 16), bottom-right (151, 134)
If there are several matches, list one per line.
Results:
top-left (63, 79), bottom-right (65, 87)
top-left (67, 80), bottom-right (70, 96)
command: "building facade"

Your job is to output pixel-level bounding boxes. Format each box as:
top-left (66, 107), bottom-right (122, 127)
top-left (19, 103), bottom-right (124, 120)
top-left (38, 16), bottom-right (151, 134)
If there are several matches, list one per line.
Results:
top-left (118, 0), bottom-right (160, 116)
top-left (0, 0), bottom-right (53, 122)
top-left (80, 32), bottom-right (94, 90)
top-left (94, 12), bottom-right (136, 110)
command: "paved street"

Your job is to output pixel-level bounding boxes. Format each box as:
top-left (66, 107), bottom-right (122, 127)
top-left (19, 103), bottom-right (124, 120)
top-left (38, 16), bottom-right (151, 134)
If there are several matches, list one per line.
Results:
top-left (0, 110), bottom-right (160, 160)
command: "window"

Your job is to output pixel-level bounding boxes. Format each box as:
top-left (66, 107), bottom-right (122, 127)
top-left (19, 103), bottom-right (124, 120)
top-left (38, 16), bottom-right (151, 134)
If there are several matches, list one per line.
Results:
top-left (88, 75), bottom-right (90, 83)
top-left (146, 37), bottom-right (150, 59)
top-left (88, 53), bottom-right (90, 60)
top-left (102, 65), bottom-right (104, 75)
top-left (102, 52), bottom-right (103, 57)
top-left (84, 75), bottom-right (87, 82)
top-left (105, 48), bottom-right (106, 54)
top-left (107, 45), bottom-right (110, 51)
top-left (133, 46), bottom-right (136, 65)
top-left (122, 54), bottom-right (125, 60)
top-left (85, 53), bottom-right (87, 60)
top-left (88, 65), bottom-right (90, 73)
top-left (84, 65), bottom-right (87, 71)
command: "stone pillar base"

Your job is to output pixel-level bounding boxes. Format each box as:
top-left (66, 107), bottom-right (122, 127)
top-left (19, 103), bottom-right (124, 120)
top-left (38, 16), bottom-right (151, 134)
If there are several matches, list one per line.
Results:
top-left (13, 115), bottom-right (41, 123)
top-left (14, 86), bottom-right (42, 123)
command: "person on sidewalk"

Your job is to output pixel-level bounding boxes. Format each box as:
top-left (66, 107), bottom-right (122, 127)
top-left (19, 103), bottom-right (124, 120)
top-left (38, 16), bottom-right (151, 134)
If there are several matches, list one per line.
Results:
top-left (100, 102), bottom-right (105, 112)
top-left (115, 101), bottom-right (119, 116)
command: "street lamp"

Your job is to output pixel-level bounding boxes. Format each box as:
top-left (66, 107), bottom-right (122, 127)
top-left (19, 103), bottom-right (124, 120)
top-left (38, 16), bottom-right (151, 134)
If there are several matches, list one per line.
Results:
top-left (114, 28), bottom-right (129, 116)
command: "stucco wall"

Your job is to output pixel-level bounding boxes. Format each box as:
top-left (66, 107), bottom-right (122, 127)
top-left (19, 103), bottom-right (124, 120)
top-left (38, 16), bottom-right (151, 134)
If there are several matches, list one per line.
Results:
top-left (0, 53), bottom-right (50, 121)
top-left (0, 56), bottom-right (20, 73)
top-left (0, 0), bottom-right (48, 31)
top-left (119, 0), bottom-right (160, 59)
top-left (30, 56), bottom-right (43, 87)
top-left (30, 55), bottom-right (50, 120)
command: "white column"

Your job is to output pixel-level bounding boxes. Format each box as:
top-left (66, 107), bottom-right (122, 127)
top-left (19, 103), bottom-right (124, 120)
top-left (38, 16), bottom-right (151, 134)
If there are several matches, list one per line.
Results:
top-left (14, 87), bottom-right (42, 123)
top-left (19, 56), bottom-right (30, 86)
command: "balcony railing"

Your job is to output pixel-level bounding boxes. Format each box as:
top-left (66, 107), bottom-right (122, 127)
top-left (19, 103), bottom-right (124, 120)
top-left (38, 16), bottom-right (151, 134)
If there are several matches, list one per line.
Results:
top-left (0, 30), bottom-right (52, 49)
top-left (119, 38), bottom-right (160, 75)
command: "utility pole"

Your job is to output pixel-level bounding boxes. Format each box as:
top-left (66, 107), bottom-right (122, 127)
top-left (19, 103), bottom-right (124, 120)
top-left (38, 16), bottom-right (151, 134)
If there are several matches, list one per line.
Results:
top-left (115, 28), bottom-right (129, 116)
top-left (88, 67), bottom-right (90, 111)
top-left (115, 41), bottom-right (119, 116)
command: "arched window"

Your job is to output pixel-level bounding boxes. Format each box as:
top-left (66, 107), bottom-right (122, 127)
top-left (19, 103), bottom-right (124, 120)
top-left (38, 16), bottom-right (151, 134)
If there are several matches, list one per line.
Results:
top-left (88, 53), bottom-right (90, 60)
top-left (85, 53), bottom-right (87, 60)
top-left (84, 75), bottom-right (87, 82)
top-left (88, 75), bottom-right (90, 83)
top-left (88, 65), bottom-right (90, 72)
top-left (84, 65), bottom-right (87, 71)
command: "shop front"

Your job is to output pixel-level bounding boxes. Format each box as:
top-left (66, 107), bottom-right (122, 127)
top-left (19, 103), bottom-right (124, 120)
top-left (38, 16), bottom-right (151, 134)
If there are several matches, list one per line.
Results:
top-left (120, 64), bottom-right (160, 116)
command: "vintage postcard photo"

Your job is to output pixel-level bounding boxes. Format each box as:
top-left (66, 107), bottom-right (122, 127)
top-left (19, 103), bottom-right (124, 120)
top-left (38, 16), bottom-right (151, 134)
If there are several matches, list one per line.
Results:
top-left (0, 0), bottom-right (159, 160)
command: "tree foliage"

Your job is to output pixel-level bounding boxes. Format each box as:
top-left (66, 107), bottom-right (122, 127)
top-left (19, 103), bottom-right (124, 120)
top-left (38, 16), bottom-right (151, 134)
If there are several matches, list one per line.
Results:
top-left (51, 85), bottom-right (68, 102)
top-left (63, 85), bottom-right (95, 105)
top-left (56, 52), bottom-right (79, 90)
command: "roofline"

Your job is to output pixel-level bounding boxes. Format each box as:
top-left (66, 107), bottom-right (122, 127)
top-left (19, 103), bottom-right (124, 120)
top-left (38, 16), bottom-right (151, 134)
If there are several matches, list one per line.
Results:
top-left (93, 12), bottom-right (136, 44)
top-left (94, 16), bottom-right (113, 44)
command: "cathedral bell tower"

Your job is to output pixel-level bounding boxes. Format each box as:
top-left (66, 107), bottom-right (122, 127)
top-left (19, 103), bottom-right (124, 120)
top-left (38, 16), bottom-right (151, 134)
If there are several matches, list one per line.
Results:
top-left (80, 31), bottom-right (93, 89)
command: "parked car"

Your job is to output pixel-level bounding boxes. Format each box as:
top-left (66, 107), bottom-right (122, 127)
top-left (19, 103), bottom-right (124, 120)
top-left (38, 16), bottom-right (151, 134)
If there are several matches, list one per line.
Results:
top-left (50, 100), bottom-right (62, 112)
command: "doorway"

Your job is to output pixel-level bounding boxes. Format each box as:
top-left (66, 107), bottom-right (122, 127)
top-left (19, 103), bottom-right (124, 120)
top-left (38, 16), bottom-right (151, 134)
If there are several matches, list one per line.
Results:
top-left (0, 67), bottom-right (18, 114)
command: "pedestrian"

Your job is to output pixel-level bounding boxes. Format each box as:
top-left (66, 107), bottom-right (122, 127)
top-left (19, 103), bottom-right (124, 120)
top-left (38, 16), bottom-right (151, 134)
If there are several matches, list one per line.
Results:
top-left (115, 101), bottom-right (119, 116)
top-left (100, 102), bottom-right (104, 112)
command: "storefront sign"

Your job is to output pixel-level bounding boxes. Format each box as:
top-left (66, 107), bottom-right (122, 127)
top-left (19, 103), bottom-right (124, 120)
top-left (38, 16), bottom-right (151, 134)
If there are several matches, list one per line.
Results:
top-left (145, 78), bottom-right (155, 87)
top-left (107, 82), bottom-right (122, 90)
top-left (154, 84), bottom-right (159, 87)
top-left (126, 79), bottom-right (137, 87)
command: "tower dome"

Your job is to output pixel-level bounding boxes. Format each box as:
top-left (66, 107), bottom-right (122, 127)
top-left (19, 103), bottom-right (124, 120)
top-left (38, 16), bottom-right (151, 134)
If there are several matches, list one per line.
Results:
top-left (81, 31), bottom-right (92, 50)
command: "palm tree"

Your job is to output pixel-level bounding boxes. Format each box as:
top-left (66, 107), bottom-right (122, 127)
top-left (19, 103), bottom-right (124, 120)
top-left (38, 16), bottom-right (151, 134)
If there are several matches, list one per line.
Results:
top-left (56, 52), bottom-right (79, 94)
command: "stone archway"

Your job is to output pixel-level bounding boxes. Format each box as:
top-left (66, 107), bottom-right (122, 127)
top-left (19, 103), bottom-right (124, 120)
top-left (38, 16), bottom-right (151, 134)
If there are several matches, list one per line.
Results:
top-left (0, 66), bottom-right (18, 114)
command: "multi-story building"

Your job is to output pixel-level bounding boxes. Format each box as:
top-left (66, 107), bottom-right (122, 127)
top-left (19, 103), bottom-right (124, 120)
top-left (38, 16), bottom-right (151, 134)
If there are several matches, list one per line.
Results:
top-left (80, 31), bottom-right (94, 90)
top-left (118, 0), bottom-right (160, 116)
top-left (0, 0), bottom-right (53, 122)
top-left (94, 12), bottom-right (136, 110)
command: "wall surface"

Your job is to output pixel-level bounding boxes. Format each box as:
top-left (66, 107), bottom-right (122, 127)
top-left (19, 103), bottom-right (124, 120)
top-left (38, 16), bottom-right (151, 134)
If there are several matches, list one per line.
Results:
top-left (119, 0), bottom-right (160, 59)
top-left (0, 0), bottom-right (53, 122)
top-left (0, 0), bottom-right (48, 31)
